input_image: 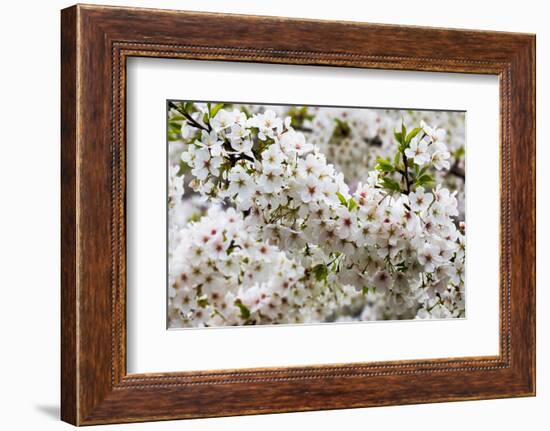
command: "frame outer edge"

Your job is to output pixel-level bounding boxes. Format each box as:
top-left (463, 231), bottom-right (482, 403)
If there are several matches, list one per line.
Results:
top-left (531, 34), bottom-right (537, 396)
top-left (505, 34), bottom-right (536, 396)
top-left (526, 34), bottom-right (536, 396)
top-left (61, 4), bottom-right (79, 426)
top-left (524, 34), bottom-right (536, 395)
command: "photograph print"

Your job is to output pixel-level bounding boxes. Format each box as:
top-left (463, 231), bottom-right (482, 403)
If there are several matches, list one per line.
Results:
top-left (167, 101), bottom-right (466, 329)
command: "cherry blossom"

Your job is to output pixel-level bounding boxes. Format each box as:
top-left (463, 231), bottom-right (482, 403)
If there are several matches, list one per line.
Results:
top-left (168, 102), bottom-right (466, 327)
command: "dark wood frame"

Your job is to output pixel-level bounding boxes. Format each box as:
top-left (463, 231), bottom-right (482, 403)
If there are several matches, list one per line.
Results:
top-left (61, 4), bottom-right (536, 426)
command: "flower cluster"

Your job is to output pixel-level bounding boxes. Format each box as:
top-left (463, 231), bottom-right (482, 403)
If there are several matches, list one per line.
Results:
top-left (168, 102), bottom-right (466, 327)
top-left (168, 205), bottom-right (362, 327)
top-left (184, 104), bottom-right (466, 221)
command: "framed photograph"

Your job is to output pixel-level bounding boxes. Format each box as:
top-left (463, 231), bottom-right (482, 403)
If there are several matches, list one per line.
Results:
top-left (61, 4), bottom-right (536, 425)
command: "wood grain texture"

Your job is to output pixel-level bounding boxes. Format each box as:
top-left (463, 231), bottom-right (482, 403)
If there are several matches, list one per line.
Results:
top-left (60, 5), bottom-right (78, 425)
top-left (60, 4), bottom-right (536, 425)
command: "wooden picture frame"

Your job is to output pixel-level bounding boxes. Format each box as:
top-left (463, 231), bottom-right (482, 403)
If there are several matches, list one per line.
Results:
top-left (61, 4), bottom-right (536, 425)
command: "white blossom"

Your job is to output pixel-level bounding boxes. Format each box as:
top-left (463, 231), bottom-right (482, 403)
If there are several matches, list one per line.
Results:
top-left (169, 103), bottom-right (466, 326)
top-left (408, 187), bottom-right (434, 213)
top-left (405, 135), bottom-right (431, 166)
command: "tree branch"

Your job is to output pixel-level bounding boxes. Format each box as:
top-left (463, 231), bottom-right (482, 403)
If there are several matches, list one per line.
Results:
top-left (169, 102), bottom-right (210, 132)
top-left (402, 152), bottom-right (411, 194)
top-left (449, 161), bottom-right (465, 180)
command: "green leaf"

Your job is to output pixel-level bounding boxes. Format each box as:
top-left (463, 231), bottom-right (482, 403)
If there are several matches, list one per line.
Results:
top-left (197, 297), bottom-right (209, 308)
top-left (334, 118), bottom-right (351, 137)
top-left (183, 102), bottom-right (194, 113)
top-left (401, 123), bottom-right (407, 143)
top-left (236, 302), bottom-right (250, 320)
top-left (414, 173), bottom-right (434, 187)
top-left (454, 146), bottom-right (465, 159)
top-left (168, 122), bottom-right (181, 136)
top-left (336, 191), bottom-right (348, 206)
top-left (418, 165), bottom-right (430, 177)
top-left (393, 151), bottom-right (402, 167)
top-left (375, 158), bottom-right (394, 173)
top-left (178, 160), bottom-right (189, 175)
top-left (406, 127), bottom-right (422, 144)
top-left (288, 106), bottom-right (314, 128)
top-left (210, 103), bottom-right (224, 118)
top-left (312, 264), bottom-right (328, 282)
top-left (393, 131), bottom-right (403, 145)
top-left (187, 213), bottom-right (202, 223)
top-left (170, 114), bottom-right (185, 121)
top-left (380, 176), bottom-right (402, 193)
top-left (348, 197), bottom-right (358, 212)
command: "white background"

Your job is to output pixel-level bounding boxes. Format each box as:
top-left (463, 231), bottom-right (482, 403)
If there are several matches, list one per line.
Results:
top-left (0, 0), bottom-right (547, 430)
top-left (127, 59), bottom-right (499, 373)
